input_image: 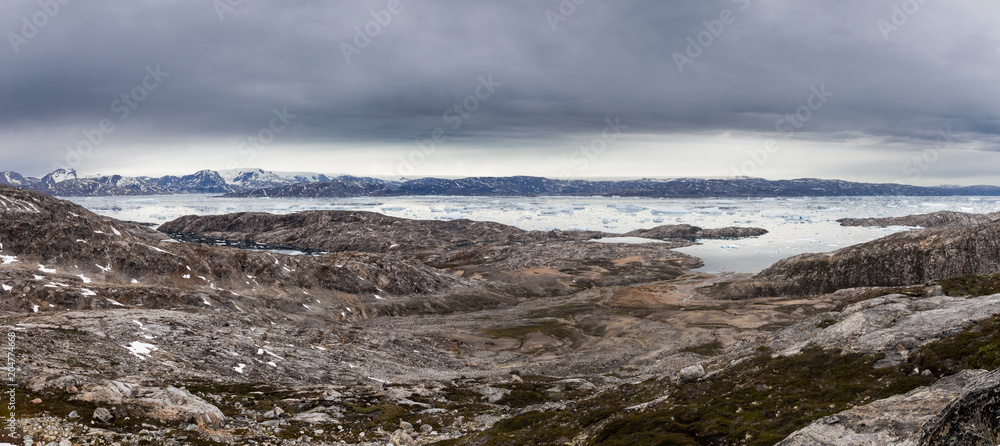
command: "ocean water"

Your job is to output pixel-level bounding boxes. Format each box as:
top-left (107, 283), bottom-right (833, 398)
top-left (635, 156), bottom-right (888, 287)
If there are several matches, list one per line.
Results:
top-left (65, 195), bottom-right (1000, 274)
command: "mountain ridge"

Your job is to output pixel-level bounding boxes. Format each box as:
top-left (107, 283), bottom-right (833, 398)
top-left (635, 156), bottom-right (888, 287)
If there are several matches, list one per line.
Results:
top-left (3, 168), bottom-right (1000, 198)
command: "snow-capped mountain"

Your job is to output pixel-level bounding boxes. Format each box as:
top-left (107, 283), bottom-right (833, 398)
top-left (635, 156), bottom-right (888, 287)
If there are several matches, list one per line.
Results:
top-left (273, 171), bottom-right (333, 183)
top-left (217, 168), bottom-right (296, 190)
top-left (41, 168), bottom-right (77, 184)
top-left (1, 171), bottom-right (28, 186)
top-left (0, 168), bottom-right (330, 196)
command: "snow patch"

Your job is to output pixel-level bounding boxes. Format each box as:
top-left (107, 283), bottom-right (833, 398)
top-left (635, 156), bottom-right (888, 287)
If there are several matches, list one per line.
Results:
top-left (139, 244), bottom-right (170, 254)
top-left (124, 341), bottom-right (158, 360)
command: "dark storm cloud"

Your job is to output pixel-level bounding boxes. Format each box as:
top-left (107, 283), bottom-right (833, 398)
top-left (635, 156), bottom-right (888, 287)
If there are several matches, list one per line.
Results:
top-left (0, 0), bottom-right (998, 176)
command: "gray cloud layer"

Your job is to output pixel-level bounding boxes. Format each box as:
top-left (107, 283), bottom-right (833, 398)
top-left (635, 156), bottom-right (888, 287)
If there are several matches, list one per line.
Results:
top-left (1, 0), bottom-right (998, 182)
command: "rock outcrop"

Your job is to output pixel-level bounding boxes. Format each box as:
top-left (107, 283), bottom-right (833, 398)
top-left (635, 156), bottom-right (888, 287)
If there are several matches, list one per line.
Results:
top-left (918, 367), bottom-right (1000, 445)
top-left (623, 224), bottom-right (768, 240)
top-left (778, 369), bottom-right (988, 446)
top-left (768, 292), bottom-right (1000, 367)
top-left (715, 219), bottom-right (1000, 297)
top-left (838, 211), bottom-right (1000, 228)
top-left (69, 380), bottom-right (226, 428)
top-left (780, 367), bottom-right (1000, 446)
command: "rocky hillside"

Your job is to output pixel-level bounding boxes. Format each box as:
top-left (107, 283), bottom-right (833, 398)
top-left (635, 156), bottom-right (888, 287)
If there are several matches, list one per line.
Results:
top-left (699, 219), bottom-right (1000, 298)
top-left (8, 185), bottom-right (1000, 445)
top-left (157, 211), bottom-right (541, 256)
top-left (0, 184), bottom-right (486, 314)
top-left (158, 212), bottom-right (774, 297)
top-left (158, 211), bottom-right (766, 254)
top-left (838, 210), bottom-right (1000, 228)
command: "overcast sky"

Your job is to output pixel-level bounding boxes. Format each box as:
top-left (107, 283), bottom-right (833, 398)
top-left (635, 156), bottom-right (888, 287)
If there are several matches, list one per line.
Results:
top-left (1, 0), bottom-right (998, 185)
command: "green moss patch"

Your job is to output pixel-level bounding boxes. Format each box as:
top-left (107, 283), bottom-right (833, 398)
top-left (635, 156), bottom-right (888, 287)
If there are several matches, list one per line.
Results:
top-left (915, 316), bottom-right (1000, 376)
top-left (679, 341), bottom-right (723, 357)
top-left (590, 347), bottom-right (932, 445)
top-left (936, 274), bottom-right (1000, 297)
top-left (482, 320), bottom-right (583, 349)
top-left (444, 347), bottom-right (933, 446)
top-left (436, 378), bottom-right (668, 446)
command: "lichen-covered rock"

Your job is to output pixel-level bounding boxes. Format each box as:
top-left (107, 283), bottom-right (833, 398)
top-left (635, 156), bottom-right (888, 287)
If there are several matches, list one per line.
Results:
top-left (389, 428), bottom-right (417, 446)
top-left (70, 380), bottom-right (225, 428)
top-left (678, 364), bottom-right (706, 382)
top-left (92, 407), bottom-right (114, 424)
top-left (134, 386), bottom-right (226, 428)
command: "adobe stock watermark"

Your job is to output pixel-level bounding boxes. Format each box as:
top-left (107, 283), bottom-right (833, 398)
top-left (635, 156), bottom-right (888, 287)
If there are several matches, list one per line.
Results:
top-left (213, 0), bottom-right (244, 21)
top-left (902, 125), bottom-right (955, 179)
top-left (557, 117), bottom-right (629, 179)
top-left (877, 0), bottom-right (931, 41)
top-left (340, 0), bottom-right (410, 63)
top-left (7, 0), bottom-right (72, 54)
top-left (227, 107), bottom-right (296, 170)
top-left (673, 0), bottom-right (751, 73)
top-left (2, 330), bottom-right (16, 442)
top-left (732, 83), bottom-right (834, 177)
top-left (54, 65), bottom-right (169, 171)
top-left (545, 0), bottom-right (588, 31)
top-left (393, 74), bottom-right (502, 177)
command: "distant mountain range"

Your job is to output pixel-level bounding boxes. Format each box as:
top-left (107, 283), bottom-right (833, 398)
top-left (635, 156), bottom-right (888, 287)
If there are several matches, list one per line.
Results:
top-left (3, 168), bottom-right (1000, 198)
top-left (0, 168), bottom-right (361, 196)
